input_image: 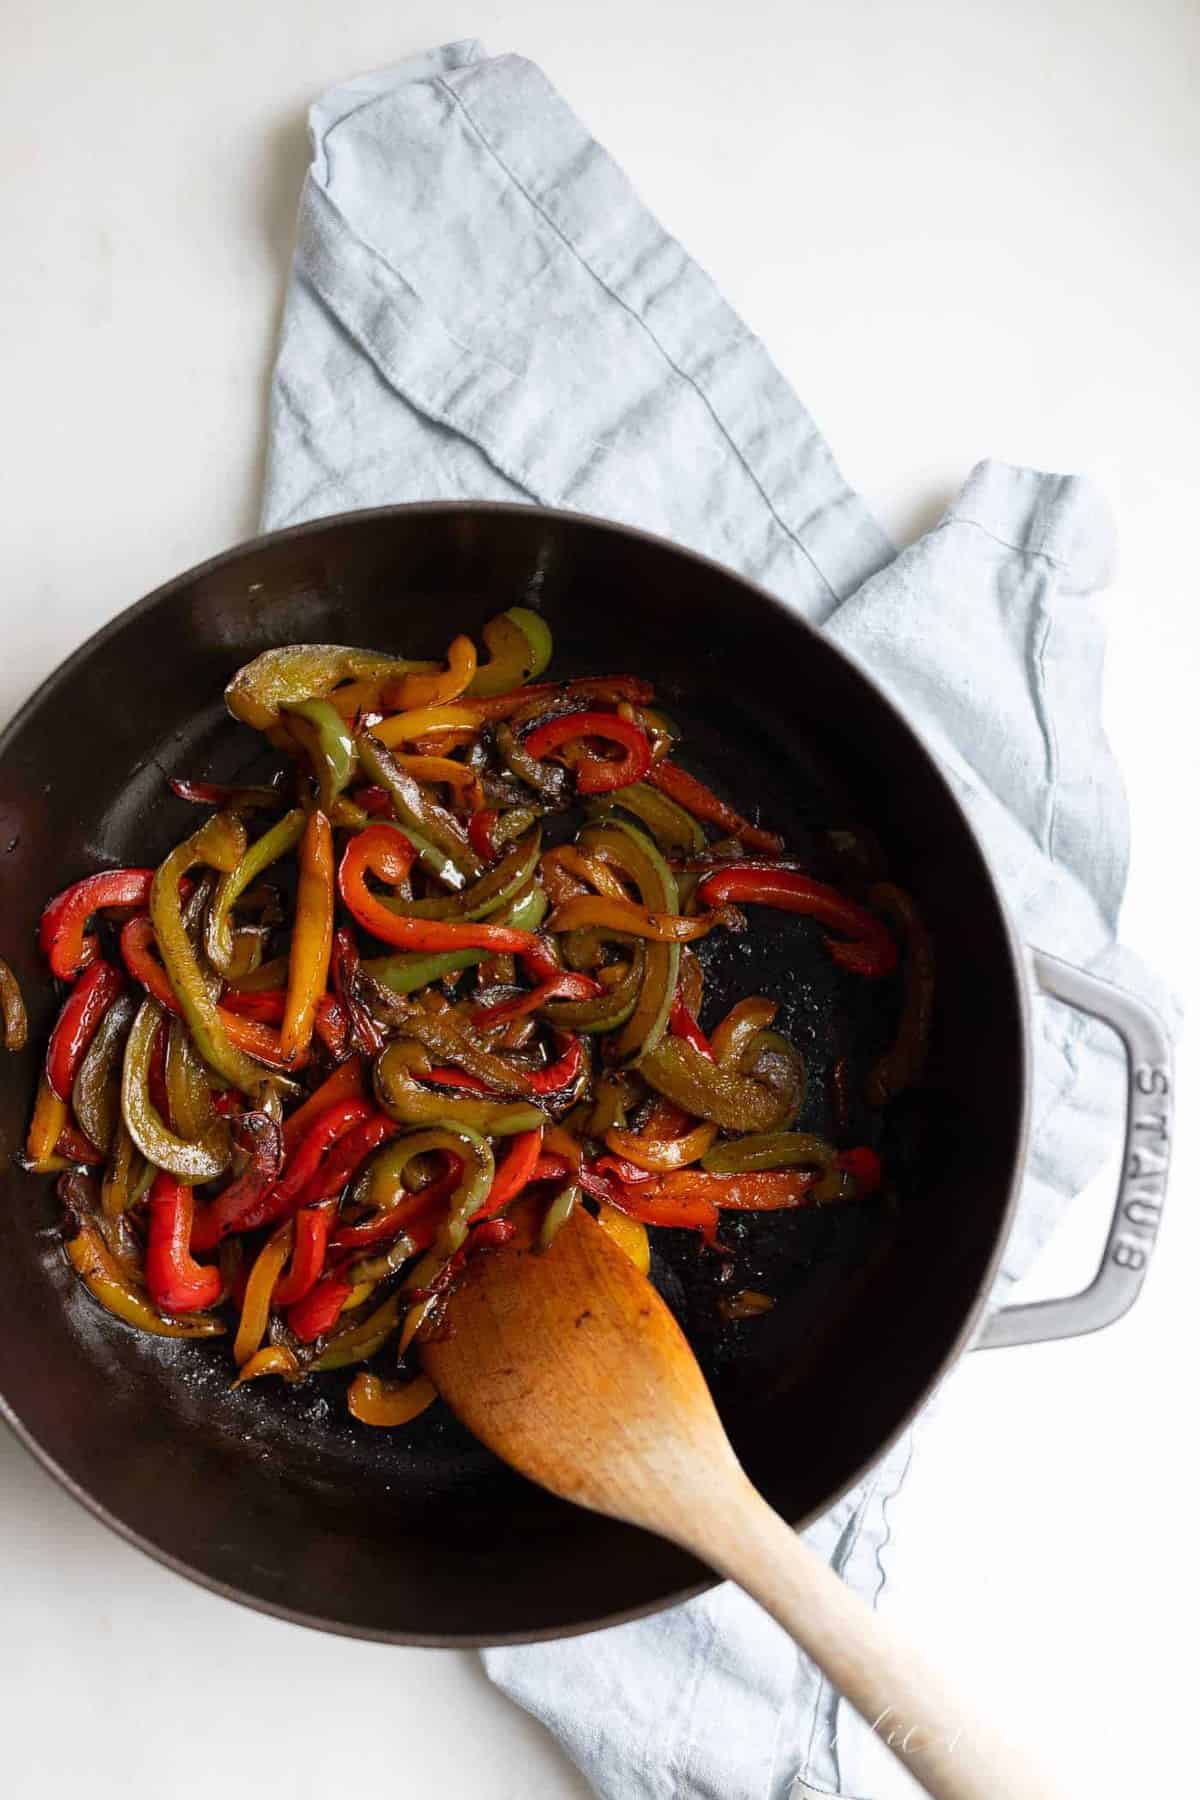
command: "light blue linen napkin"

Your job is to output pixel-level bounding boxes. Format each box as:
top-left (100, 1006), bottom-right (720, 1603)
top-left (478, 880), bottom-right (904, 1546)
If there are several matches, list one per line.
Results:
top-left (262, 43), bottom-right (1169, 1799)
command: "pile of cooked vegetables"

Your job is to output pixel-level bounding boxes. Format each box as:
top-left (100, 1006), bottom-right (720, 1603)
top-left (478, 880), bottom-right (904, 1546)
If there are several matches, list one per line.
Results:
top-left (5, 608), bottom-right (933, 1429)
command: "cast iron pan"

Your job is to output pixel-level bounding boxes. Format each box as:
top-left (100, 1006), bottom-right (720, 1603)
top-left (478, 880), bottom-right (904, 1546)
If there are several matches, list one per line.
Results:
top-left (0, 505), bottom-right (1027, 1644)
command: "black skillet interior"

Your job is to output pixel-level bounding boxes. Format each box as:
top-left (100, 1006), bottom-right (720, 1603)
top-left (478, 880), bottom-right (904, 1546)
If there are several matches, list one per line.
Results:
top-left (0, 506), bottom-right (1026, 1643)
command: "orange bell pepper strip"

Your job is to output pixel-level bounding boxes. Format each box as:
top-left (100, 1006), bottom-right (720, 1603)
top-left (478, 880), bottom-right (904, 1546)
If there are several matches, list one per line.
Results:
top-left (233, 1222), bottom-right (295, 1363)
top-left (25, 1074), bottom-right (69, 1169)
top-left (646, 761), bottom-right (783, 854)
top-left (389, 754), bottom-right (484, 812)
top-left (545, 894), bottom-right (714, 943)
top-left (347, 1371), bottom-right (438, 1426)
top-left (281, 1057), bottom-right (365, 1154)
top-left (604, 1099), bottom-right (718, 1172)
top-left (280, 811), bottom-right (335, 1062)
top-left (384, 635), bottom-right (477, 710)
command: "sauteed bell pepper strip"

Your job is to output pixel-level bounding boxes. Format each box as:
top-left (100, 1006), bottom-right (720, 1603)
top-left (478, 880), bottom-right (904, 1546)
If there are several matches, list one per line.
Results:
top-left (0, 957), bottom-right (28, 1051)
top-left (232, 1345), bottom-right (301, 1387)
top-left (595, 1202), bottom-right (651, 1272)
top-left (388, 634), bottom-right (477, 709)
top-left (329, 926), bottom-right (385, 1057)
top-left (279, 810), bottom-right (334, 1063)
top-left (233, 1223), bottom-right (295, 1364)
top-left (169, 777), bottom-right (283, 812)
top-left (541, 943), bottom-right (645, 1034)
top-left (45, 959), bottom-right (124, 1099)
top-left (605, 1106), bottom-right (719, 1172)
top-left (467, 607), bottom-right (553, 698)
top-left (646, 762), bottom-right (783, 854)
top-left (54, 1121), bottom-right (105, 1165)
top-left (469, 969), bottom-right (602, 1028)
top-left (338, 826), bottom-right (549, 962)
top-left (582, 1161), bottom-right (722, 1247)
top-left (668, 990), bottom-right (713, 1060)
top-left (370, 704), bottom-right (480, 746)
top-left (586, 782), bottom-right (706, 855)
top-left (356, 732), bottom-right (480, 881)
top-left (288, 1272), bottom-right (356, 1344)
top-left (121, 914), bottom-right (298, 1072)
top-left (209, 1097), bottom-right (374, 1244)
top-left (347, 1371), bottom-right (438, 1426)
top-left (696, 865), bottom-right (897, 978)
top-left (188, 1110), bottom-right (284, 1249)
top-left (39, 867), bottom-right (155, 981)
top-left (702, 1131), bottom-right (839, 1175)
top-left (331, 1150), bottom-right (462, 1252)
top-left (100, 1119), bottom-right (140, 1217)
top-left (364, 946), bottom-right (489, 995)
top-left (223, 644), bottom-right (437, 732)
top-left (62, 1194), bottom-right (225, 1338)
top-left (523, 711), bottom-right (653, 795)
top-left (390, 753), bottom-right (484, 813)
top-left (393, 830), bottom-right (542, 924)
top-left (145, 1173), bottom-right (223, 1314)
top-left (865, 883), bottom-right (934, 1104)
top-left (25, 1075), bottom-right (68, 1169)
top-left (375, 1041), bottom-right (546, 1136)
top-left (711, 996), bottom-right (777, 1066)
top-left (640, 1032), bottom-right (803, 1132)
top-left (205, 808), bottom-right (305, 974)
top-left (296, 1111), bottom-right (398, 1210)
top-left (121, 998), bottom-right (233, 1182)
top-left (281, 1058), bottom-right (365, 1154)
top-left (281, 699), bottom-right (357, 812)
top-left (307, 1290), bottom-right (405, 1365)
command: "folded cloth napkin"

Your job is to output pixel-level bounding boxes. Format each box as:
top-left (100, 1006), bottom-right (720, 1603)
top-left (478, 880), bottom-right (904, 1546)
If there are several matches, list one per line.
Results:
top-left (262, 42), bottom-right (1171, 1799)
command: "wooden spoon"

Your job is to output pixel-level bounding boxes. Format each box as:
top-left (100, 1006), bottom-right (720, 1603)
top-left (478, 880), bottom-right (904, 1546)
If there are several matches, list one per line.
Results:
top-left (424, 1204), bottom-right (1062, 1800)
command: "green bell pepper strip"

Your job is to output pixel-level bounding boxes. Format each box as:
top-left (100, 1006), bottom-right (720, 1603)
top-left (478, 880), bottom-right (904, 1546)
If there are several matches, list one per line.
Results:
top-left (282, 698), bottom-right (358, 813)
top-left (495, 719), bottom-right (570, 804)
top-left (701, 1130), bottom-right (837, 1175)
top-left (205, 808), bottom-right (305, 975)
top-left (386, 829), bottom-right (541, 923)
top-left (541, 941), bottom-right (646, 1033)
top-left (224, 644), bottom-right (437, 732)
top-left (120, 998), bottom-right (233, 1181)
top-left (309, 1291), bottom-right (405, 1371)
top-left (576, 818), bottom-right (680, 1065)
top-left (150, 812), bottom-right (274, 1095)
top-left (356, 732), bottom-right (481, 885)
top-left (72, 991), bottom-right (137, 1155)
top-left (640, 1032), bottom-right (804, 1133)
top-left (164, 1016), bottom-right (226, 1151)
top-left (375, 1041), bottom-right (546, 1136)
top-left (361, 881), bottom-right (547, 995)
top-left (467, 607), bottom-right (553, 698)
top-left (537, 1182), bottom-right (580, 1251)
top-left (586, 781), bottom-right (707, 854)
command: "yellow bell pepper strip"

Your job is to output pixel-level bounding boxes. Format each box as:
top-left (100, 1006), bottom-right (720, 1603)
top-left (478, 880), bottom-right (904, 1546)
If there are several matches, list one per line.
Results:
top-left (145, 1173), bottom-right (223, 1313)
top-left (279, 810), bottom-right (335, 1063)
top-left (391, 829), bottom-right (542, 924)
top-left (233, 1221), bottom-right (295, 1364)
top-left (39, 867), bottom-right (155, 981)
top-left (100, 1118), bottom-right (141, 1218)
top-left (595, 1202), bottom-right (651, 1273)
top-left (150, 812), bottom-right (280, 1094)
top-left (467, 607), bottom-right (553, 698)
top-left (375, 1040), bottom-right (546, 1136)
top-left (646, 761), bottom-right (783, 854)
top-left (224, 644), bottom-right (437, 732)
top-left (356, 732), bottom-right (481, 880)
top-left (45, 959), bottom-right (125, 1099)
top-left (164, 1016), bottom-right (226, 1152)
top-left (524, 711), bottom-right (653, 796)
top-left (205, 808), bottom-right (305, 975)
top-left (586, 781), bottom-right (706, 854)
top-left (388, 633), bottom-right (477, 709)
top-left (865, 883), bottom-right (935, 1104)
top-left (25, 1074), bottom-right (69, 1170)
top-left (347, 1371), bottom-right (437, 1425)
top-left (232, 1345), bottom-right (302, 1386)
top-left (370, 703), bottom-right (479, 746)
top-left (541, 844), bottom-right (631, 900)
top-left (605, 1103), bottom-right (719, 1172)
top-left (0, 957), bottom-right (27, 1051)
top-left (573, 818), bottom-right (682, 1065)
top-left (711, 996), bottom-right (777, 1067)
top-left (537, 1182), bottom-right (580, 1250)
top-left (639, 1031), bottom-right (803, 1132)
top-left (72, 991), bottom-right (137, 1154)
top-left (61, 1182), bottom-right (225, 1338)
top-left (701, 1131), bottom-right (839, 1176)
top-left (389, 753), bottom-right (484, 813)
top-left (546, 898), bottom-right (714, 950)
top-left (696, 865), bottom-right (897, 978)
top-left (281, 699), bottom-right (357, 813)
top-left (338, 825), bottom-right (548, 962)
top-left (120, 998), bottom-right (233, 1182)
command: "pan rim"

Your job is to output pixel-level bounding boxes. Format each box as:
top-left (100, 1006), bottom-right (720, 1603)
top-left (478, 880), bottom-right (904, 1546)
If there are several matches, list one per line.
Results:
top-left (0, 499), bottom-right (1031, 1646)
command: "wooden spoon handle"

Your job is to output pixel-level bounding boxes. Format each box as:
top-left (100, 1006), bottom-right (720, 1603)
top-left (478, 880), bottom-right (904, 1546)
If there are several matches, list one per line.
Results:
top-left (685, 1477), bottom-right (1063, 1800)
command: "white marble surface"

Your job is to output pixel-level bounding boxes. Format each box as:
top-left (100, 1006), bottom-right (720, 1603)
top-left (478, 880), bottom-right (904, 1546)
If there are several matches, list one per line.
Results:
top-left (1, 3), bottom-right (1196, 1796)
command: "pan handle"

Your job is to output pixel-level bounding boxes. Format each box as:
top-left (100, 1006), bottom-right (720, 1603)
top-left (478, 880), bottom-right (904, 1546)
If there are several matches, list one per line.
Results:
top-left (976, 949), bottom-right (1173, 1350)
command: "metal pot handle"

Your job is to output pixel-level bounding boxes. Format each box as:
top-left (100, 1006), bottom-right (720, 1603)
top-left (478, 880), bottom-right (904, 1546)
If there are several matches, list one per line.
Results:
top-left (976, 948), bottom-right (1173, 1350)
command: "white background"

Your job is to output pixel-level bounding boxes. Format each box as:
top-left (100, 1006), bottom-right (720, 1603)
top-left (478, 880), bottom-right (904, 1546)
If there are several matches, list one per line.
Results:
top-left (2, 3), bottom-right (1196, 1796)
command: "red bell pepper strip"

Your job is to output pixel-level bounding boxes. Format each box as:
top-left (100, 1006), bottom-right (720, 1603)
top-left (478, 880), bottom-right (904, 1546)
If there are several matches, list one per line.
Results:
top-left (54, 1121), bottom-right (105, 1166)
top-left (421, 1065), bottom-right (489, 1095)
top-left (350, 784), bottom-right (393, 817)
top-left (212, 1088), bottom-right (242, 1117)
top-left (271, 1205), bottom-right (335, 1308)
top-left (331, 926), bottom-right (386, 1056)
top-left (668, 990), bottom-right (714, 1061)
top-left (45, 959), bottom-right (125, 1099)
top-left (470, 970), bottom-right (602, 1028)
top-left (236, 1098), bottom-right (374, 1238)
top-left (40, 869), bottom-right (155, 981)
top-left (298, 1112), bottom-right (399, 1209)
top-left (527, 1032), bottom-right (585, 1098)
top-left (473, 1127), bottom-right (543, 1221)
top-left (338, 826), bottom-right (547, 958)
top-left (468, 808), bottom-right (500, 863)
top-left (578, 1159), bottom-right (723, 1247)
top-left (331, 1160), bottom-right (462, 1251)
top-left (695, 865), bottom-right (896, 977)
top-left (189, 1111), bottom-right (284, 1250)
top-left (288, 1271), bottom-right (354, 1342)
top-left (593, 1152), bottom-right (654, 1185)
top-left (120, 914), bottom-right (299, 1069)
top-left (167, 777), bottom-right (282, 810)
top-left (145, 1173), bottom-right (222, 1313)
top-left (221, 989), bottom-right (286, 1021)
top-left (835, 1145), bottom-right (883, 1196)
top-left (471, 1218), bottom-right (517, 1250)
top-left (458, 675), bottom-right (655, 725)
top-left (646, 763), bottom-right (783, 855)
top-left (531, 1152), bottom-right (572, 1183)
top-left (282, 1058), bottom-right (365, 1154)
top-left (314, 993), bottom-right (351, 1060)
top-left (523, 711), bottom-right (652, 796)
